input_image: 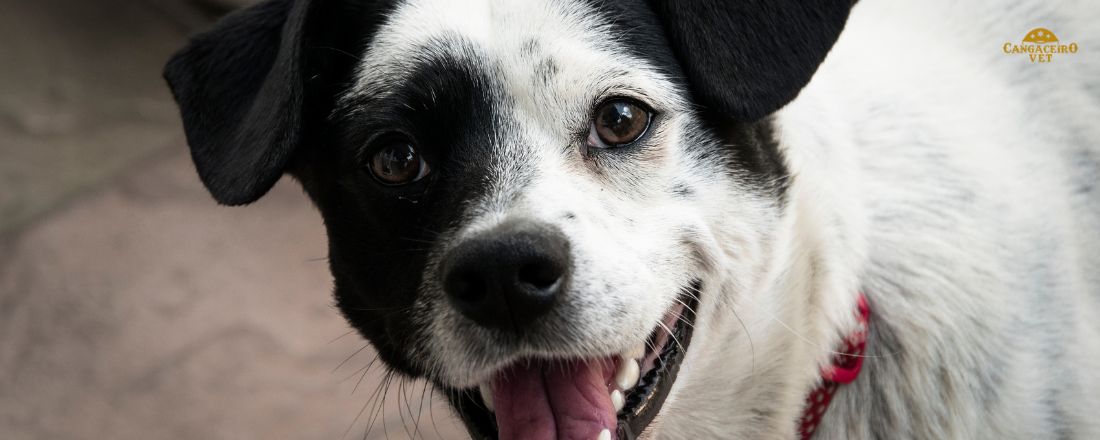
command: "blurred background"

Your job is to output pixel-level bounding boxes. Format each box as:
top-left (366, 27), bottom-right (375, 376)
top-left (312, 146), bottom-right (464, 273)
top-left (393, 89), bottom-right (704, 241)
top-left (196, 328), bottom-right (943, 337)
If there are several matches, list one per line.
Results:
top-left (0, 0), bottom-right (463, 438)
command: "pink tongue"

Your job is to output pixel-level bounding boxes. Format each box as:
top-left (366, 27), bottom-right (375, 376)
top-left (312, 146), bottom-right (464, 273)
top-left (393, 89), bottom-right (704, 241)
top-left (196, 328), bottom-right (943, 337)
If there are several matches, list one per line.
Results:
top-left (492, 359), bottom-right (617, 440)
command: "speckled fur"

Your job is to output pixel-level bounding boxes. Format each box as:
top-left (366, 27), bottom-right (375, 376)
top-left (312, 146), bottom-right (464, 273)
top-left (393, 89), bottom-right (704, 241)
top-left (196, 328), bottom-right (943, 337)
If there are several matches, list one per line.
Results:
top-left (346, 0), bottom-right (1100, 438)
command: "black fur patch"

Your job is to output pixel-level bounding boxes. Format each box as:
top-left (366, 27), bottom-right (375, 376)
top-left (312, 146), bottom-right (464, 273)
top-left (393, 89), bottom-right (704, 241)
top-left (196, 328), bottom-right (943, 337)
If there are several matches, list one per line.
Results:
top-left (302, 42), bottom-right (511, 376)
top-left (164, 0), bottom-right (306, 205)
top-left (643, 0), bottom-right (852, 121)
top-left (165, 0), bottom-right (402, 205)
top-left (709, 117), bottom-right (791, 201)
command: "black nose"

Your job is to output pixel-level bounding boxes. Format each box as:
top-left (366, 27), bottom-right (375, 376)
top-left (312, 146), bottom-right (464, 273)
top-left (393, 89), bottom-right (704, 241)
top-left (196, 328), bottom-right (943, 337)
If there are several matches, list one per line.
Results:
top-left (440, 220), bottom-right (571, 332)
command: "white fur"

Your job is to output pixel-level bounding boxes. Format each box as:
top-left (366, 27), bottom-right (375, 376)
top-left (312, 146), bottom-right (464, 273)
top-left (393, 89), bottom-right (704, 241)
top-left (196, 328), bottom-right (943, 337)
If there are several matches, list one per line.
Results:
top-left (345, 0), bottom-right (1100, 438)
top-left (737, 1), bottom-right (1100, 438)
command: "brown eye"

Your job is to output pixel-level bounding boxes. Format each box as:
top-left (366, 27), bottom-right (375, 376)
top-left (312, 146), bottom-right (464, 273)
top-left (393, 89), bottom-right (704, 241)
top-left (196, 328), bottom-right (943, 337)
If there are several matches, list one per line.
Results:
top-left (369, 140), bottom-right (431, 186)
top-left (590, 99), bottom-right (652, 148)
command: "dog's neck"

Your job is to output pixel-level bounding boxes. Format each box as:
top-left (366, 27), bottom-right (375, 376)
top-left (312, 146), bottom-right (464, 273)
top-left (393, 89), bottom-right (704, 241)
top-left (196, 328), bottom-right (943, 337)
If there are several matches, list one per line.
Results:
top-left (771, 101), bottom-right (873, 438)
top-left (796, 294), bottom-right (870, 439)
top-left (658, 141), bottom-right (870, 439)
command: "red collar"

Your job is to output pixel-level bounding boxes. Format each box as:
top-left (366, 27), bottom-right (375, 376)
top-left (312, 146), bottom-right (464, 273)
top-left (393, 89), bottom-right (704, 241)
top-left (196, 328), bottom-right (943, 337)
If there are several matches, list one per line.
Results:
top-left (797, 294), bottom-right (870, 439)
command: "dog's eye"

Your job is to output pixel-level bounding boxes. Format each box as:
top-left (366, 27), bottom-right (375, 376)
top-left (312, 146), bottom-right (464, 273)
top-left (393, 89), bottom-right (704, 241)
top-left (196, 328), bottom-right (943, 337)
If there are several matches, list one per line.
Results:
top-left (589, 99), bottom-right (652, 148)
top-left (369, 139), bottom-right (431, 186)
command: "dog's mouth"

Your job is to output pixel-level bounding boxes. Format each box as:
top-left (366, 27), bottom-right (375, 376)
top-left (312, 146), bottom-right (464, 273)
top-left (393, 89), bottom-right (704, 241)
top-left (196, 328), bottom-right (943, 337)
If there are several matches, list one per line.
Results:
top-left (448, 282), bottom-right (700, 440)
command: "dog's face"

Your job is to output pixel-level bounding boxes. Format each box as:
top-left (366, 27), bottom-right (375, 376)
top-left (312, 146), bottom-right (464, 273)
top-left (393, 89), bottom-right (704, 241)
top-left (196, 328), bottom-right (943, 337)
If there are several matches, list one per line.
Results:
top-left (165, 1), bottom-right (850, 438)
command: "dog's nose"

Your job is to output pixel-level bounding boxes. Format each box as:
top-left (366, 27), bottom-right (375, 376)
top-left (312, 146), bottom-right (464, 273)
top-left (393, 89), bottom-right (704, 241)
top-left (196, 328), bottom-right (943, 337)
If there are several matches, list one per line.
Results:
top-left (440, 220), bottom-right (571, 332)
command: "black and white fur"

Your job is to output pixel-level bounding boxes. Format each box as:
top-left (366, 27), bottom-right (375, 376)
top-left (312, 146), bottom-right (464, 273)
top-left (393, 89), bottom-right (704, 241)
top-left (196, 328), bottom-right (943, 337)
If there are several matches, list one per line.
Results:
top-left (165, 0), bottom-right (1100, 438)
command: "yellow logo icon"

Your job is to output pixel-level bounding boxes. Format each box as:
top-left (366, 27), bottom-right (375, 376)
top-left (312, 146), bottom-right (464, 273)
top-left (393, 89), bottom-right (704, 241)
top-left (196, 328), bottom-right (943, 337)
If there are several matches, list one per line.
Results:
top-left (1003, 27), bottom-right (1079, 63)
top-left (1022, 27), bottom-right (1059, 44)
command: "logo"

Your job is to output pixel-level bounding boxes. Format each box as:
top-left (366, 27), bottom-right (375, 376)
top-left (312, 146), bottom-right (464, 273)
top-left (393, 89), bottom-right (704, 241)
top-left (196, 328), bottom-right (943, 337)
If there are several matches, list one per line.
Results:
top-left (1003, 28), bottom-right (1079, 63)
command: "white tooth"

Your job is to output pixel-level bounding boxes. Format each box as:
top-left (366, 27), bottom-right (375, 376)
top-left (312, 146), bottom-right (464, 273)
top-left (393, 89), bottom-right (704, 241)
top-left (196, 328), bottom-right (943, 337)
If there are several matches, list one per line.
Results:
top-left (627, 343), bottom-right (646, 360)
top-left (597, 428), bottom-right (612, 440)
top-left (615, 359), bottom-right (640, 391)
top-left (479, 382), bottom-right (494, 412)
top-left (610, 389), bottom-right (625, 412)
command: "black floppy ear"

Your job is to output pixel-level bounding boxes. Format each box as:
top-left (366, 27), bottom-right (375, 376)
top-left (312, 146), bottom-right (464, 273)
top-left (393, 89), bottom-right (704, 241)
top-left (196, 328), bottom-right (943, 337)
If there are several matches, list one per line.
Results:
top-left (648, 0), bottom-right (853, 121)
top-left (164, 0), bottom-right (310, 205)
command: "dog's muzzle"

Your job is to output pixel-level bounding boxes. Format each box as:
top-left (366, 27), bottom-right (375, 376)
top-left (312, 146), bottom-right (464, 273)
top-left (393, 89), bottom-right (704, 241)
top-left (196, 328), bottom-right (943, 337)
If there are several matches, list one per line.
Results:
top-left (438, 221), bottom-right (699, 440)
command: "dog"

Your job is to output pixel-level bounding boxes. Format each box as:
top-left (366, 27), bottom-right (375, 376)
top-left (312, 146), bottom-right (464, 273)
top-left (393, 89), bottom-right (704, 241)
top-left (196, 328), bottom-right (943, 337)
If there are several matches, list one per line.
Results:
top-left (164, 0), bottom-right (1100, 438)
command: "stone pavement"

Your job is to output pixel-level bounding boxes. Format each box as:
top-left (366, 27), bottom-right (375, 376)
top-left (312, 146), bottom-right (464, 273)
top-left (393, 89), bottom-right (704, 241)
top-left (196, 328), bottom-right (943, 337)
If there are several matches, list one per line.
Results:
top-left (0, 1), bottom-right (464, 438)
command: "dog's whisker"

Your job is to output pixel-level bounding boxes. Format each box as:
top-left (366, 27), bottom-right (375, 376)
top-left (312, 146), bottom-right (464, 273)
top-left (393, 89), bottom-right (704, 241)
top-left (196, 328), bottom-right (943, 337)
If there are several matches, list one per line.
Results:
top-left (341, 357), bottom-right (371, 385)
top-left (364, 371), bottom-right (396, 440)
top-left (724, 299), bottom-right (757, 375)
top-left (350, 355), bottom-right (382, 393)
top-left (310, 45), bottom-right (364, 62)
top-left (343, 369), bottom-right (390, 440)
top-left (427, 386), bottom-right (443, 440)
top-left (415, 226), bottom-right (446, 239)
top-left (396, 379), bottom-right (416, 440)
top-left (671, 296), bottom-right (699, 318)
top-left (643, 338), bottom-right (661, 359)
top-left (328, 329), bottom-right (357, 344)
top-left (333, 343), bottom-right (372, 373)
top-left (413, 381), bottom-right (430, 439)
top-left (712, 294), bottom-right (756, 374)
top-left (428, 388), bottom-right (443, 440)
top-left (672, 314), bottom-right (696, 331)
top-left (738, 291), bottom-right (895, 360)
top-left (405, 380), bottom-right (424, 440)
top-left (685, 281), bottom-right (757, 374)
top-left (663, 301), bottom-right (697, 333)
top-left (348, 365), bottom-right (371, 392)
top-left (359, 372), bottom-right (388, 439)
top-left (398, 236), bottom-right (437, 246)
top-left (383, 375), bottom-right (399, 440)
top-left (655, 321), bottom-right (686, 354)
top-left (342, 398), bottom-right (372, 440)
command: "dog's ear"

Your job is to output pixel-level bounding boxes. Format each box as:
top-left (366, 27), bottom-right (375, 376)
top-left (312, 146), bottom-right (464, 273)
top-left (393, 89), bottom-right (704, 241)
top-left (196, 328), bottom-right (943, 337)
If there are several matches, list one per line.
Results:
top-left (164, 0), bottom-right (310, 206)
top-left (648, 0), bottom-right (853, 121)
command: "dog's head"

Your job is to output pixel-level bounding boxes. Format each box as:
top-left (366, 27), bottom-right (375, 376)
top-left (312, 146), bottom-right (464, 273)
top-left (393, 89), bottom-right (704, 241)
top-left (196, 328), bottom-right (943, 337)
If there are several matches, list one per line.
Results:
top-left (165, 0), bottom-right (851, 438)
